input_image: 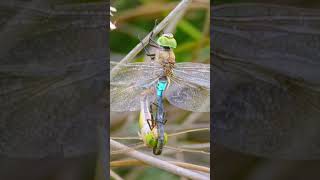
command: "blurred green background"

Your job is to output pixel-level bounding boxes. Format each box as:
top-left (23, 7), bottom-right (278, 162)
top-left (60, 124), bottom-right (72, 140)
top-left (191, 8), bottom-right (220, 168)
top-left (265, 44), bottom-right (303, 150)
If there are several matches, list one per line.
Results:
top-left (110, 0), bottom-right (210, 64)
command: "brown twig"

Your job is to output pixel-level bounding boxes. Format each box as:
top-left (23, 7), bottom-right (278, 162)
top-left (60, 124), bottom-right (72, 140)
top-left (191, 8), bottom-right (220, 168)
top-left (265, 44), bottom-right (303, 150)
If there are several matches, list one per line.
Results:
top-left (110, 159), bottom-right (210, 174)
top-left (110, 139), bottom-right (209, 180)
top-left (168, 127), bottom-right (209, 137)
top-left (165, 145), bottom-right (210, 155)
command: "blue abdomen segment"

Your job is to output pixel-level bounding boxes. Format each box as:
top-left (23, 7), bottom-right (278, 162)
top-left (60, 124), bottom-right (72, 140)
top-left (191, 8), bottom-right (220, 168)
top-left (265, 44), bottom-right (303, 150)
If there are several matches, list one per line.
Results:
top-left (156, 79), bottom-right (168, 97)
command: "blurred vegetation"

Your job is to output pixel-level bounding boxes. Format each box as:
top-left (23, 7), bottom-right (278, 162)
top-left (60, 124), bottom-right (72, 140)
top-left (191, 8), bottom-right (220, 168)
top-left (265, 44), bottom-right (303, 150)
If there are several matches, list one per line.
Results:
top-left (110, 0), bottom-right (210, 179)
top-left (110, 0), bottom-right (210, 63)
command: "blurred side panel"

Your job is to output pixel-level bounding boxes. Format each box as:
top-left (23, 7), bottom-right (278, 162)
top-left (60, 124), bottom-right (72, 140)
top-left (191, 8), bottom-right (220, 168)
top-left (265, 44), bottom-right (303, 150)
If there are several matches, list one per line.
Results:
top-left (0, 0), bottom-right (108, 179)
top-left (212, 0), bottom-right (320, 180)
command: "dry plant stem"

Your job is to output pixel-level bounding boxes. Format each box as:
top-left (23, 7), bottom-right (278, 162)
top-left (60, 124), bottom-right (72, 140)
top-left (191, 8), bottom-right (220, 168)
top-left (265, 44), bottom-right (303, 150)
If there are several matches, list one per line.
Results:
top-left (111, 143), bottom-right (145, 155)
top-left (110, 169), bottom-right (124, 180)
top-left (176, 152), bottom-right (187, 180)
top-left (166, 123), bottom-right (209, 132)
top-left (111, 0), bottom-right (192, 78)
top-left (110, 139), bottom-right (209, 180)
top-left (111, 159), bottom-right (210, 174)
top-left (180, 143), bottom-right (210, 149)
top-left (164, 1), bottom-right (188, 34)
top-left (111, 136), bottom-right (140, 140)
top-left (168, 127), bottom-right (209, 137)
top-left (165, 145), bottom-right (210, 155)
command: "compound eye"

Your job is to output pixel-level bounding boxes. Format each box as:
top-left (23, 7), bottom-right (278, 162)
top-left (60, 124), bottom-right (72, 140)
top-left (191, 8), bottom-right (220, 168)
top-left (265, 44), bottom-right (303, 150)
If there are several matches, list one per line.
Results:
top-left (163, 33), bottom-right (173, 38)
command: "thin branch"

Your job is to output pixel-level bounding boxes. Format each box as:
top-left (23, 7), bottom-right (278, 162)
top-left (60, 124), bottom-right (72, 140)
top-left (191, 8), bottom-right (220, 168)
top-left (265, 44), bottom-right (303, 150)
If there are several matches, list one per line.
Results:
top-left (111, 136), bottom-right (141, 140)
top-left (176, 152), bottom-right (188, 180)
top-left (111, 143), bottom-right (145, 155)
top-left (165, 145), bottom-right (210, 155)
top-left (110, 169), bottom-right (124, 180)
top-left (168, 127), bottom-right (209, 137)
top-left (111, 0), bottom-right (193, 78)
top-left (110, 139), bottom-right (209, 180)
top-left (180, 143), bottom-right (210, 149)
top-left (166, 123), bottom-right (209, 132)
top-left (110, 159), bottom-right (210, 173)
top-left (164, 1), bottom-right (188, 34)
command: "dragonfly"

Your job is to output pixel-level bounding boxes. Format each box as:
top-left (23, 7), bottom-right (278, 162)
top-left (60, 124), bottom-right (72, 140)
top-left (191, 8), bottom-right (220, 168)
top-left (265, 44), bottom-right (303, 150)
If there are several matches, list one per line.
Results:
top-left (111, 31), bottom-right (209, 154)
top-left (111, 32), bottom-right (210, 113)
top-left (212, 3), bottom-right (320, 160)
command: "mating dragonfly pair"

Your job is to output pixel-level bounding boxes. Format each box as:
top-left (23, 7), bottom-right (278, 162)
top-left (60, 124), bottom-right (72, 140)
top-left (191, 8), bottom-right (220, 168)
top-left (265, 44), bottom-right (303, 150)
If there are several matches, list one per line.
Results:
top-left (111, 31), bottom-right (210, 155)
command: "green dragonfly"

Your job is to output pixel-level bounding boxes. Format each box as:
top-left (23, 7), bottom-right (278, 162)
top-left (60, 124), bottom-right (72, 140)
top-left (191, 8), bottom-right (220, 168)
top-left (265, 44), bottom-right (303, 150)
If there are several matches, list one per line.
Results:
top-left (110, 32), bottom-right (210, 113)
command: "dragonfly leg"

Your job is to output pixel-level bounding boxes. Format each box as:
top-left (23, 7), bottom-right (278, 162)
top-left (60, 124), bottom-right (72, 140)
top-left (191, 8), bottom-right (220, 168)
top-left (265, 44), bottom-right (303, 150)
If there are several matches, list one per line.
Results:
top-left (138, 34), bottom-right (157, 61)
top-left (146, 53), bottom-right (156, 61)
top-left (147, 119), bottom-right (154, 130)
top-left (149, 104), bottom-right (155, 121)
top-left (147, 33), bottom-right (159, 48)
top-left (163, 111), bottom-right (168, 125)
top-left (152, 102), bottom-right (159, 108)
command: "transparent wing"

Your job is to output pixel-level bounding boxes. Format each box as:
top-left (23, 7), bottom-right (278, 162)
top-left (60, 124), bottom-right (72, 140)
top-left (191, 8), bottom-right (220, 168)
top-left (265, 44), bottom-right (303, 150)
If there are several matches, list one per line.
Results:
top-left (172, 62), bottom-right (210, 89)
top-left (165, 76), bottom-right (210, 112)
top-left (111, 82), bottom-right (157, 112)
top-left (110, 61), bottom-right (163, 111)
top-left (110, 61), bottom-right (163, 84)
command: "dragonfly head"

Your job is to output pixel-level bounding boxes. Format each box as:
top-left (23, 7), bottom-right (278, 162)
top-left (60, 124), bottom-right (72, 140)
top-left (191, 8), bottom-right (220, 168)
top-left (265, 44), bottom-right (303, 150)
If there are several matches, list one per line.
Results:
top-left (157, 33), bottom-right (177, 49)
